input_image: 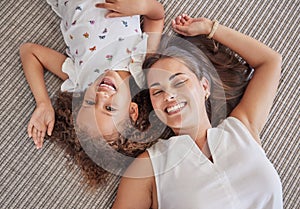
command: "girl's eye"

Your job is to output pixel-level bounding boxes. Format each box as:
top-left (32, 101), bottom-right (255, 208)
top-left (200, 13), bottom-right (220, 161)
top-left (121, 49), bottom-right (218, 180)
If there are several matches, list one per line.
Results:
top-left (105, 106), bottom-right (117, 112)
top-left (85, 100), bottom-right (95, 105)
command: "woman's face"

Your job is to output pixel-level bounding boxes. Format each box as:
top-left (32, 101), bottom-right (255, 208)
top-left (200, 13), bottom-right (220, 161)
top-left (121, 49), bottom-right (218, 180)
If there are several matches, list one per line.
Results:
top-left (147, 58), bottom-right (210, 133)
top-left (76, 70), bottom-right (138, 140)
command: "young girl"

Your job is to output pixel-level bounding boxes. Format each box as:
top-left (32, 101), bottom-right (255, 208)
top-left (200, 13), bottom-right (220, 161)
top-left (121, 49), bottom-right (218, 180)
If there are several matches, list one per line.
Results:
top-left (112, 15), bottom-right (283, 208)
top-left (20, 0), bottom-right (164, 149)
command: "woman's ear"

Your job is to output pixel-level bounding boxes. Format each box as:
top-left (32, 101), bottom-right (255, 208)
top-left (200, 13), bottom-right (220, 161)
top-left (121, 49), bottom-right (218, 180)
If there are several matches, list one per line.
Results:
top-left (201, 77), bottom-right (210, 93)
top-left (129, 102), bottom-right (139, 122)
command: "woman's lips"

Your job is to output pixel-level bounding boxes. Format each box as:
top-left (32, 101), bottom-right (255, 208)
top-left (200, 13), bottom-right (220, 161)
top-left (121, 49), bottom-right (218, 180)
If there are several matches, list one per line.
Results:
top-left (165, 102), bottom-right (187, 115)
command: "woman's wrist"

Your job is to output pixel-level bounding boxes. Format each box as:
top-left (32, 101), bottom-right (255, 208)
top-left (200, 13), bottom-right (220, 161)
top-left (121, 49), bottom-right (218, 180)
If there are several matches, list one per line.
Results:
top-left (207, 20), bottom-right (219, 39)
top-left (198, 18), bottom-right (214, 36)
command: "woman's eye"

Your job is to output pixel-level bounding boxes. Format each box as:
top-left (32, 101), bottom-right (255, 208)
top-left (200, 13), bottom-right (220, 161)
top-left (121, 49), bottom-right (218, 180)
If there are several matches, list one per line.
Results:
top-left (85, 100), bottom-right (95, 105)
top-left (105, 106), bottom-right (117, 112)
top-left (152, 90), bottom-right (163, 96)
top-left (174, 79), bottom-right (188, 87)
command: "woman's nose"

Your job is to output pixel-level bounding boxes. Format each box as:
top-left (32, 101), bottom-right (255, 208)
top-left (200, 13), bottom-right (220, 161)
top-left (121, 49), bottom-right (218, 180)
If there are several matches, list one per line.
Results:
top-left (164, 91), bottom-right (176, 102)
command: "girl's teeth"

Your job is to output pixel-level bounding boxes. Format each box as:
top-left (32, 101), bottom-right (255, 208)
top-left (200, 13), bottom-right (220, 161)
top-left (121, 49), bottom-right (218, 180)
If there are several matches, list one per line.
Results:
top-left (100, 83), bottom-right (116, 91)
top-left (166, 102), bottom-right (185, 113)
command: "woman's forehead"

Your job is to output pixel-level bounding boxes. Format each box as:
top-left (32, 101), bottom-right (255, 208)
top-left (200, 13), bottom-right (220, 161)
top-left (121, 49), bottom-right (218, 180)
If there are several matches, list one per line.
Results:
top-left (147, 59), bottom-right (194, 82)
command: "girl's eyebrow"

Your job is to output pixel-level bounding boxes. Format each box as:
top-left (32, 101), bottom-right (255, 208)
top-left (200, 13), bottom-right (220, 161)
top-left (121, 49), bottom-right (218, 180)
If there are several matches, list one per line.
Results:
top-left (149, 73), bottom-right (186, 88)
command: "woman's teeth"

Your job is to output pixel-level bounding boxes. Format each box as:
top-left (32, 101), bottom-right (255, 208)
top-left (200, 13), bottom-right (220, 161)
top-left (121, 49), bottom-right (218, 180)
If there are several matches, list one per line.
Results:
top-left (166, 102), bottom-right (186, 114)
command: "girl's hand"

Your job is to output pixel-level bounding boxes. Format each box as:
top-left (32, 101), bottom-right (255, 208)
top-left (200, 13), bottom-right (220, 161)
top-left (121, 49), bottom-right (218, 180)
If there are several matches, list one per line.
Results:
top-left (95, 0), bottom-right (148, 18)
top-left (27, 103), bottom-right (55, 149)
top-left (172, 14), bottom-right (212, 37)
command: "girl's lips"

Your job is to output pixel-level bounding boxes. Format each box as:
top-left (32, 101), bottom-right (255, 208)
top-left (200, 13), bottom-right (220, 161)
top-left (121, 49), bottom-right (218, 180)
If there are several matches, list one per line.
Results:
top-left (165, 102), bottom-right (187, 115)
top-left (98, 78), bottom-right (117, 91)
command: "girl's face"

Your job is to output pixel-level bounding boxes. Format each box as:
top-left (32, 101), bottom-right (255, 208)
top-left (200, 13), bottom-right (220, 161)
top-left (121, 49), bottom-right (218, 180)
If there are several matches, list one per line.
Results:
top-left (147, 58), bottom-right (210, 133)
top-left (77, 70), bottom-right (138, 139)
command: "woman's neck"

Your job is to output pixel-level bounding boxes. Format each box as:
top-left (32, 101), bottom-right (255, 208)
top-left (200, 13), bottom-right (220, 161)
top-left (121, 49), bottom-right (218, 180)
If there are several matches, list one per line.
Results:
top-left (173, 117), bottom-right (212, 146)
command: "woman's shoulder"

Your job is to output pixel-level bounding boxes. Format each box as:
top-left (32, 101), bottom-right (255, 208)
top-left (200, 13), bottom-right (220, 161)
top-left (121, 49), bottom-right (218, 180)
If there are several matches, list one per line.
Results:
top-left (122, 151), bottom-right (153, 178)
top-left (215, 116), bottom-right (261, 146)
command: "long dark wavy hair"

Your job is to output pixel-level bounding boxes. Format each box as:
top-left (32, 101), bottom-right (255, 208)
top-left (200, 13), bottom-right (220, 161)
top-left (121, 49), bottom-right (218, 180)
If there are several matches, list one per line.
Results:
top-left (48, 35), bottom-right (252, 189)
top-left (143, 35), bottom-right (253, 126)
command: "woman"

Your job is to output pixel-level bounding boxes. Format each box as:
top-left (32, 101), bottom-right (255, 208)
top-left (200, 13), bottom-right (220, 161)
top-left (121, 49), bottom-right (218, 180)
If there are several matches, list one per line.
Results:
top-left (112, 15), bottom-right (283, 208)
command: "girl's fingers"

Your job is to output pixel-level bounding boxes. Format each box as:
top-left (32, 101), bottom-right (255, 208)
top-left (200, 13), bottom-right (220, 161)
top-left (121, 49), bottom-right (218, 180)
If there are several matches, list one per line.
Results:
top-left (27, 122), bottom-right (33, 138)
top-left (41, 130), bottom-right (46, 138)
top-left (32, 127), bottom-right (38, 146)
top-left (47, 121), bottom-right (54, 136)
top-left (37, 129), bottom-right (42, 138)
top-left (31, 127), bottom-right (44, 149)
top-left (37, 133), bottom-right (44, 149)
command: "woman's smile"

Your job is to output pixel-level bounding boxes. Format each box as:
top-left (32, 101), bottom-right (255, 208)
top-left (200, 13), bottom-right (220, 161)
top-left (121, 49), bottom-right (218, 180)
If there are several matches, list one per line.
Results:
top-left (165, 101), bottom-right (187, 115)
top-left (147, 57), bottom-right (210, 131)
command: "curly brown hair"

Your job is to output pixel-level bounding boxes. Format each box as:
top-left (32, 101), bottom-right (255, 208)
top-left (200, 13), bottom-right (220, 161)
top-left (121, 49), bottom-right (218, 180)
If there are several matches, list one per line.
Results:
top-left (49, 84), bottom-right (173, 189)
top-left (48, 35), bottom-right (252, 190)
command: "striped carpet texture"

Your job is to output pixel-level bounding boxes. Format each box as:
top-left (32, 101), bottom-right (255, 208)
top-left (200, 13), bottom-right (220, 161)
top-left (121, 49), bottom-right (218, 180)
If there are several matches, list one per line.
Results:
top-left (0, 0), bottom-right (299, 208)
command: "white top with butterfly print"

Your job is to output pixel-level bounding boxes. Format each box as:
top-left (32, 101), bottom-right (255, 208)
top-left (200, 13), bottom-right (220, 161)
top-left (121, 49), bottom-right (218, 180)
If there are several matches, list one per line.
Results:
top-left (47, 0), bottom-right (147, 91)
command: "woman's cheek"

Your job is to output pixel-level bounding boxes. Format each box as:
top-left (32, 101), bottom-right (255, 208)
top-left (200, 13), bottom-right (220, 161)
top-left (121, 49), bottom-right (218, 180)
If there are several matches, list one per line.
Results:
top-left (151, 96), bottom-right (167, 123)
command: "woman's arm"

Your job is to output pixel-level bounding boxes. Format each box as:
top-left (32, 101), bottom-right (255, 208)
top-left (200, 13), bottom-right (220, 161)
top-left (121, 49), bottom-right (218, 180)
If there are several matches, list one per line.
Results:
top-left (19, 43), bottom-right (68, 148)
top-left (213, 23), bottom-right (281, 143)
top-left (112, 152), bottom-right (155, 209)
top-left (172, 15), bottom-right (282, 143)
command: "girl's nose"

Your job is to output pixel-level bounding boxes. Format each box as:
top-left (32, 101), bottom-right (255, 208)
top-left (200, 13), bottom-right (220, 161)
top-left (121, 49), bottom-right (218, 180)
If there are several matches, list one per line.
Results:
top-left (97, 91), bottom-right (112, 100)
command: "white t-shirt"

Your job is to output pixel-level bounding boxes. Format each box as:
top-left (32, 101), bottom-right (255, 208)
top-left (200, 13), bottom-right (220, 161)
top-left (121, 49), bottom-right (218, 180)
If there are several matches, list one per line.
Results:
top-left (147, 117), bottom-right (283, 209)
top-left (47, 0), bottom-right (147, 91)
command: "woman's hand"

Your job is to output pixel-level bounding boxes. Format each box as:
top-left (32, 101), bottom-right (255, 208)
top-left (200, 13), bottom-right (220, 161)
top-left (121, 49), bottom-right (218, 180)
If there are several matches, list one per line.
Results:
top-left (27, 102), bottom-right (55, 149)
top-left (172, 14), bottom-right (212, 37)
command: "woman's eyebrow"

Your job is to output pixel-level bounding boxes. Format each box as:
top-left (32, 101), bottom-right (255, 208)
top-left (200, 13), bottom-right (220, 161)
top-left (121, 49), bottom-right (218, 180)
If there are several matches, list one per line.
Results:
top-left (149, 73), bottom-right (185, 88)
top-left (169, 73), bottom-right (185, 81)
top-left (150, 82), bottom-right (160, 88)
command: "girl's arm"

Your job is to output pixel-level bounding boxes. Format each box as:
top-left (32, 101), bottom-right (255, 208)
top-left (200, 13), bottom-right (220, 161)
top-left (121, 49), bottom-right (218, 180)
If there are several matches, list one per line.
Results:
top-left (112, 152), bottom-right (155, 209)
top-left (95, 0), bottom-right (165, 53)
top-left (172, 15), bottom-right (282, 143)
top-left (19, 43), bottom-right (68, 148)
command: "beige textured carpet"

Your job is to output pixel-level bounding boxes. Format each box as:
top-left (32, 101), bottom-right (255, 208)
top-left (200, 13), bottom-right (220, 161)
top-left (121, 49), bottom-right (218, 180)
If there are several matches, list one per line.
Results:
top-left (0, 0), bottom-right (299, 208)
